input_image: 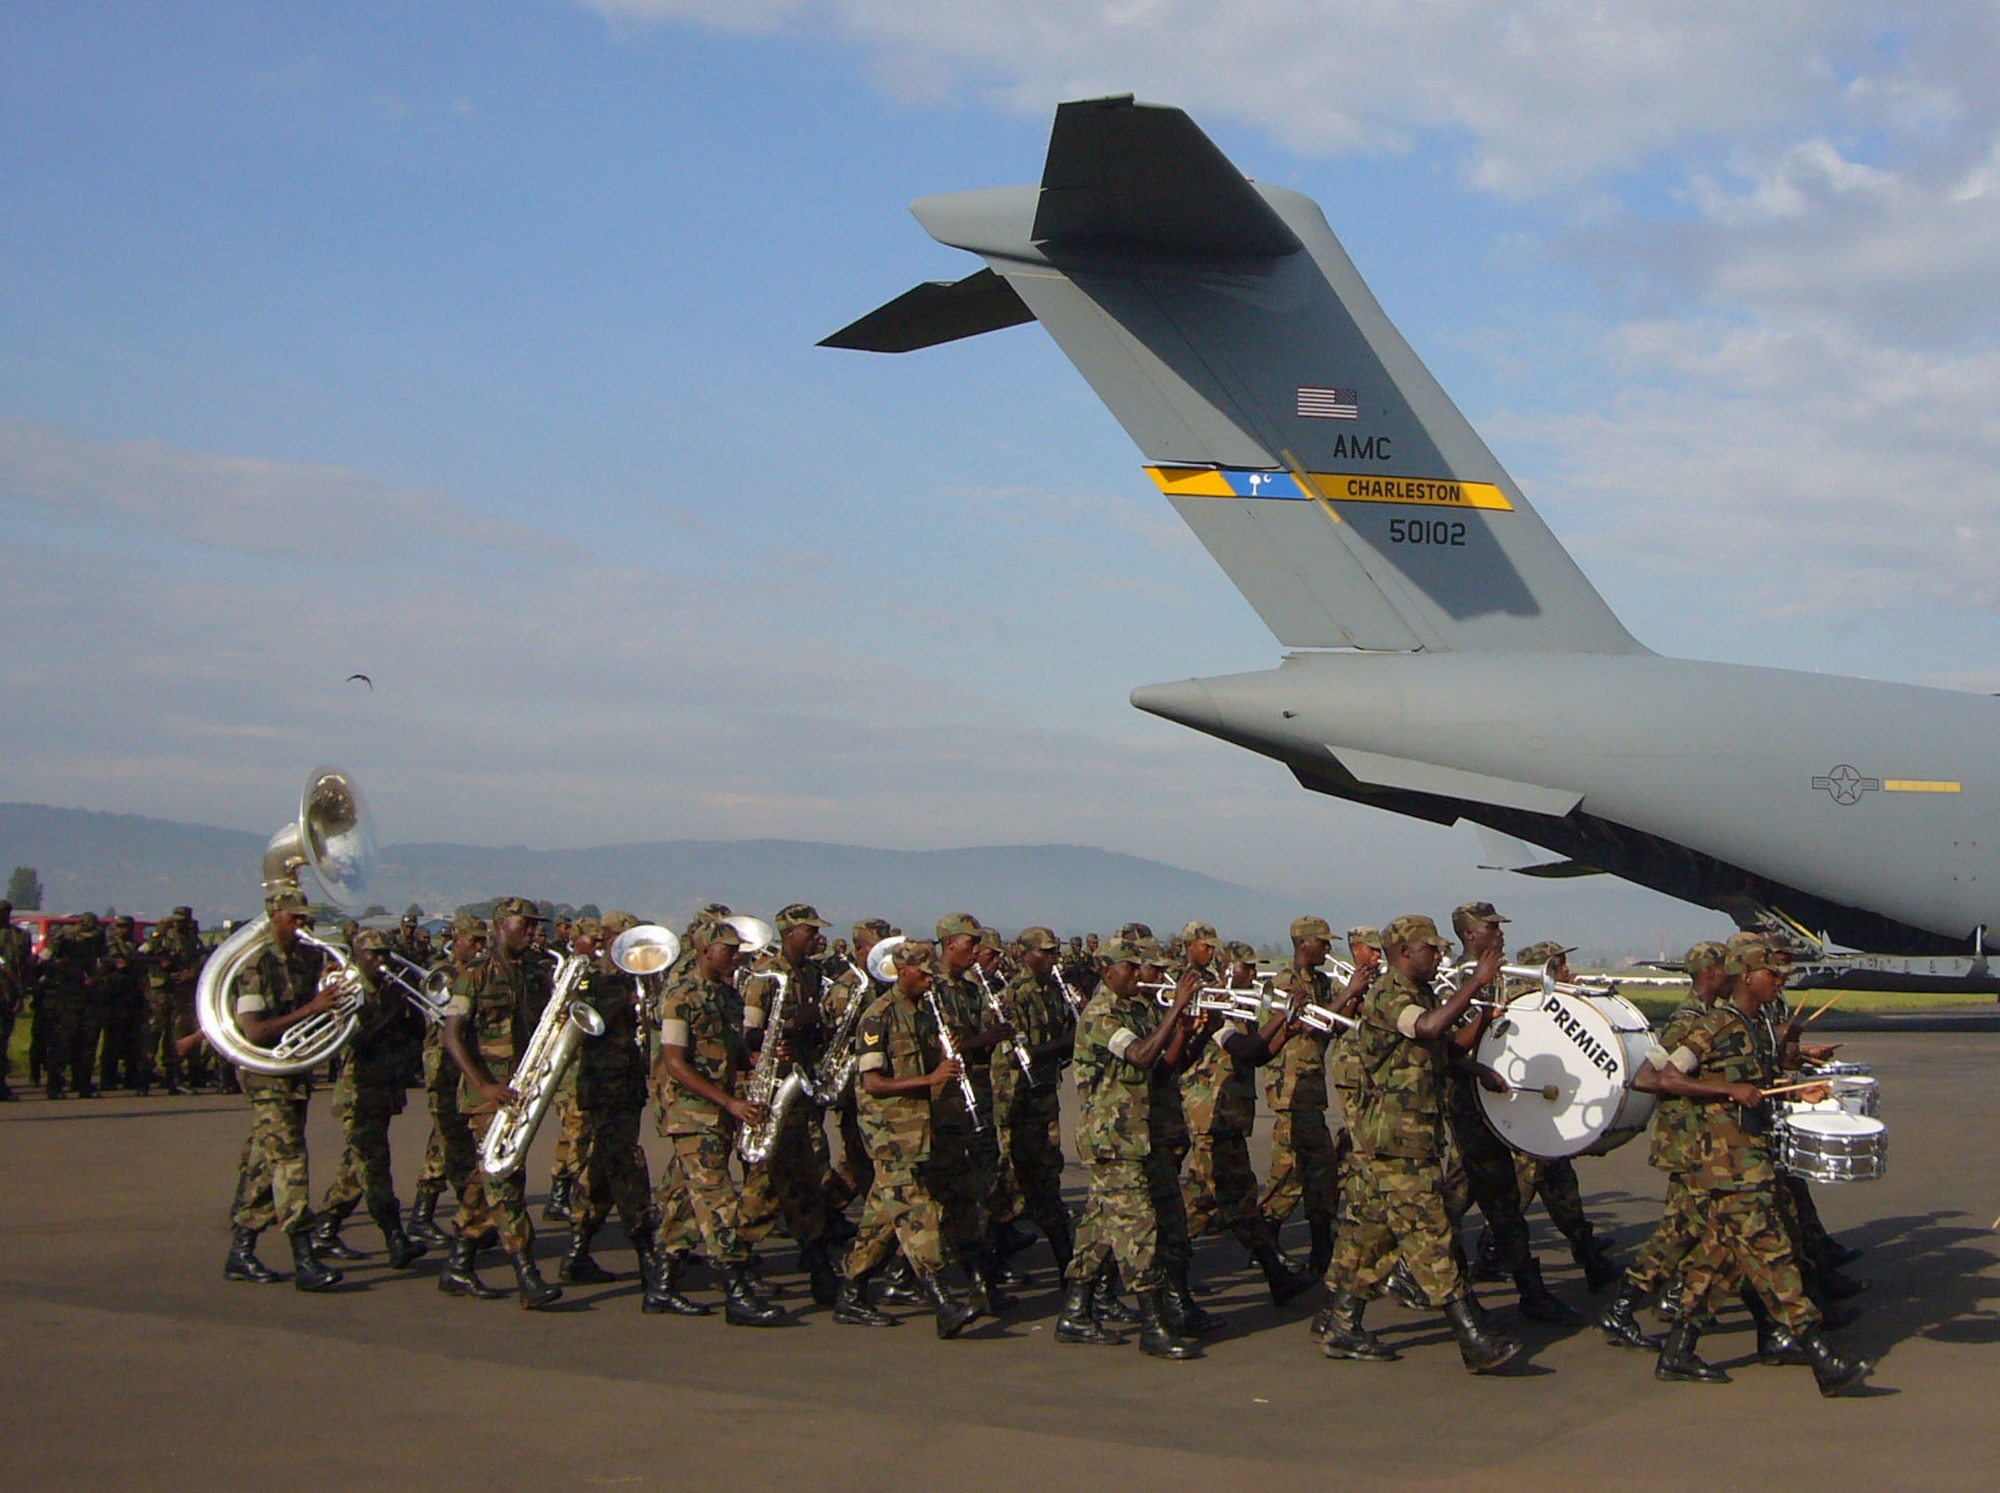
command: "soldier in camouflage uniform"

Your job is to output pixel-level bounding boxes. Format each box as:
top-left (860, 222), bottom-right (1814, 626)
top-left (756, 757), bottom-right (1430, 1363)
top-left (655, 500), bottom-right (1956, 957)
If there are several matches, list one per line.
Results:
top-left (312, 930), bottom-right (430, 1268)
top-left (561, 913), bottom-right (664, 1294)
top-left (407, 912), bottom-right (484, 1245)
top-left (140, 907), bottom-right (206, 1094)
top-left (735, 903), bottom-right (838, 1303)
top-left (1440, 902), bottom-right (1584, 1326)
top-left (648, 919), bottom-right (783, 1325)
top-left (1055, 935), bottom-right (1201, 1359)
top-left (1179, 932), bottom-right (1312, 1305)
top-left (388, 910), bottom-right (433, 968)
top-left (820, 917), bottom-right (894, 1223)
top-left (1258, 915), bottom-right (1364, 1280)
top-left (973, 925), bottom-right (1029, 1266)
top-left (830, 939), bottom-right (977, 1338)
top-left (95, 914), bottom-right (146, 1090)
top-left (222, 888), bottom-right (344, 1291)
top-left (1596, 940), bottom-right (1729, 1350)
top-left (988, 926), bottom-right (1077, 1278)
top-left (1329, 926), bottom-right (1382, 1205)
top-left (927, 912), bottom-right (1016, 1314)
top-left (38, 912), bottom-right (108, 1099)
top-left (1321, 914), bottom-right (1522, 1373)
top-left (0, 900), bottom-right (29, 1101)
top-left (437, 896), bottom-right (562, 1309)
top-left (1642, 938), bottom-right (1870, 1395)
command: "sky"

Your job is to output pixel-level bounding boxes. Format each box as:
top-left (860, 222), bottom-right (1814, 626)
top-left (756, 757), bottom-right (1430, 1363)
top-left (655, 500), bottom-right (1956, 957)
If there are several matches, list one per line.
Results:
top-left (6, 2), bottom-right (2000, 953)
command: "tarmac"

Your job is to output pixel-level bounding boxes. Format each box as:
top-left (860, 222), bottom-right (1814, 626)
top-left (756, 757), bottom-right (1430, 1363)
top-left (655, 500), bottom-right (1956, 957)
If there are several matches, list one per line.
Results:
top-left (4, 1028), bottom-right (1999, 1490)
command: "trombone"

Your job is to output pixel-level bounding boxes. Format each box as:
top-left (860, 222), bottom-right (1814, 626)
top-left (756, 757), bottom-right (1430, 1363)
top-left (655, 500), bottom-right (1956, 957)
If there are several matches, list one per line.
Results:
top-left (379, 950), bottom-right (453, 1026)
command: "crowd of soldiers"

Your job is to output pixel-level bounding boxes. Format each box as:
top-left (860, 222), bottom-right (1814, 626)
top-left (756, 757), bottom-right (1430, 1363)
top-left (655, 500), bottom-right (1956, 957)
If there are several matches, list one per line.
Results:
top-left (4, 889), bottom-right (1875, 1395)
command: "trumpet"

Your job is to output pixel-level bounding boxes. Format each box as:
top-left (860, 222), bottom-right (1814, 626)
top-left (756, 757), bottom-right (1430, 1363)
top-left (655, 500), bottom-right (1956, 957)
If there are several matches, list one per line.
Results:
top-left (1143, 978), bottom-right (1247, 1014)
top-left (480, 952), bottom-right (598, 1177)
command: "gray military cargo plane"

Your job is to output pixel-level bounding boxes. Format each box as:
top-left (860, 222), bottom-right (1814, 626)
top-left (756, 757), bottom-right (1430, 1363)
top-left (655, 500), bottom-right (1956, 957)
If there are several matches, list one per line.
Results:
top-left (825, 95), bottom-right (1994, 959)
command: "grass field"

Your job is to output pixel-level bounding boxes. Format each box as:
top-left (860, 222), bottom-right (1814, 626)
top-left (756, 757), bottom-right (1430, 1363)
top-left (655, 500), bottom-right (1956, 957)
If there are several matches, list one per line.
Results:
top-left (1604, 983), bottom-right (1998, 1022)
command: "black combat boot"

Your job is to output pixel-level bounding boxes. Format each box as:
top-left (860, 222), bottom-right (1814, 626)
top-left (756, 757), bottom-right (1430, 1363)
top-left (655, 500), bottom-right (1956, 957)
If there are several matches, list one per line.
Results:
top-left (223, 1225), bottom-right (283, 1284)
top-left (1044, 1214), bottom-right (1075, 1276)
top-left (1320, 1291), bottom-right (1400, 1361)
top-left (438, 1235), bottom-right (508, 1300)
top-left (1471, 1224), bottom-right (1508, 1283)
top-left (1598, 1275), bottom-right (1663, 1351)
top-left (1814, 1264), bottom-right (1872, 1300)
top-left (967, 1240), bottom-right (1014, 1315)
top-left (1056, 1270), bottom-right (1122, 1345)
top-left (1386, 1259), bottom-right (1427, 1310)
top-left (1514, 1259), bottom-right (1586, 1326)
top-left (1653, 1321), bottom-right (1729, 1383)
top-left (561, 1225), bottom-right (615, 1284)
top-left (801, 1237), bottom-right (840, 1307)
top-left (1445, 1296), bottom-right (1522, 1374)
top-left (987, 1222), bottom-right (1030, 1289)
top-left (1740, 1288), bottom-right (1809, 1366)
top-left (917, 1270), bottom-right (978, 1339)
top-left (288, 1228), bottom-right (343, 1292)
top-left (997, 1218), bottom-right (1039, 1260)
top-left (310, 1212), bottom-right (366, 1262)
top-left (722, 1264), bottom-right (784, 1327)
top-left (542, 1175), bottom-right (573, 1224)
top-left (373, 1207), bottom-right (428, 1270)
top-left (1137, 1287), bottom-right (1201, 1360)
top-left (1092, 1262), bottom-right (1141, 1326)
top-left (406, 1188), bottom-right (449, 1246)
top-left (511, 1250), bottom-right (563, 1309)
top-left (642, 1251), bottom-right (712, 1316)
top-left (833, 1271), bottom-right (898, 1327)
top-left (1799, 1325), bottom-right (1873, 1397)
top-left (1654, 1275), bottom-right (1685, 1322)
top-left (1307, 1215), bottom-right (1336, 1280)
top-left (1251, 1236), bottom-right (1314, 1306)
top-left (1813, 1237), bottom-right (1865, 1270)
top-left (1165, 1261), bottom-right (1219, 1334)
top-left (876, 1254), bottom-right (923, 1305)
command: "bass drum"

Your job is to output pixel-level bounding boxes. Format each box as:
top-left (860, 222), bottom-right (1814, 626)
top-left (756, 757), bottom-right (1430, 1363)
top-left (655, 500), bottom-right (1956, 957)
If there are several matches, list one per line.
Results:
top-left (1475, 989), bottom-right (1657, 1159)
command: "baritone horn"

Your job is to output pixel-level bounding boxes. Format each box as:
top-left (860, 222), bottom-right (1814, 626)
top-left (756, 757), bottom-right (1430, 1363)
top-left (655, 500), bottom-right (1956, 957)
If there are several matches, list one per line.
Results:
top-left (196, 766), bottom-right (376, 1076)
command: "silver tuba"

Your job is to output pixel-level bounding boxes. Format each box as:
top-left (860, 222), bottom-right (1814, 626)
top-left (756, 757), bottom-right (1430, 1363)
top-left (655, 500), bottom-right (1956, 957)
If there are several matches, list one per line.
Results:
top-left (479, 950), bottom-right (600, 1177)
top-left (611, 922), bottom-right (682, 1055)
top-left (195, 766), bottom-right (375, 1076)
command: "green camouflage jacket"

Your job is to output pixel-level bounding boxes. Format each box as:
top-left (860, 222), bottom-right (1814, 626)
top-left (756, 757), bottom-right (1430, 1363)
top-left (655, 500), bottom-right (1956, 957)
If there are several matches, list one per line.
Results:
top-left (446, 947), bottom-right (550, 1113)
top-left (929, 968), bottom-right (994, 1131)
top-left (573, 959), bottom-right (648, 1112)
top-left (654, 970), bottom-right (748, 1135)
top-left (1073, 982), bottom-right (1160, 1162)
top-left (235, 936), bottom-right (329, 1101)
top-left (1646, 999), bottom-right (1709, 1174)
top-left (854, 987), bottom-right (940, 1169)
top-left (1265, 963), bottom-right (1332, 1112)
top-left (1348, 966), bottom-right (1451, 1162)
top-left (1679, 1003), bottom-right (1780, 1192)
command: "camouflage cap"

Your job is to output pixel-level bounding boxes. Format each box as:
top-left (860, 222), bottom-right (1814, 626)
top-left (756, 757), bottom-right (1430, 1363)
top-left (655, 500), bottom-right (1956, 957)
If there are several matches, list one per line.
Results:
top-left (1101, 935), bottom-right (1165, 967)
top-left (1454, 900), bottom-right (1510, 926)
top-left (1016, 926), bottom-right (1060, 952)
top-left (172, 905), bottom-right (194, 919)
top-left (113, 912), bottom-right (134, 925)
top-left (1222, 939), bottom-right (1257, 963)
top-left (1383, 914), bottom-right (1449, 951)
top-left (853, 917), bottom-right (892, 941)
top-left (451, 911), bottom-right (489, 937)
top-left (1289, 914), bottom-right (1333, 942)
top-left (264, 889), bottom-right (309, 916)
top-left (1180, 919), bottom-right (1219, 943)
top-left (776, 902), bottom-right (829, 931)
top-left (1726, 937), bottom-right (1793, 976)
top-left (601, 910), bottom-right (641, 936)
top-left (891, 938), bottom-right (940, 976)
top-left (700, 920), bottom-right (745, 950)
top-left (570, 915), bottom-right (604, 941)
top-left (1684, 940), bottom-right (1729, 972)
top-left (1346, 925), bottom-right (1382, 951)
top-left (1117, 921), bottom-right (1155, 941)
top-left (935, 912), bottom-right (983, 941)
top-left (400, 910), bottom-right (419, 924)
top-left (492, 896), bottom-right (546, 923)
top-left (977, 926), bottom-right (1004, 952)
top-left (1515, 940), bottom-right (1576, 966)
top-left (350, 928), bottom-right (388, 953)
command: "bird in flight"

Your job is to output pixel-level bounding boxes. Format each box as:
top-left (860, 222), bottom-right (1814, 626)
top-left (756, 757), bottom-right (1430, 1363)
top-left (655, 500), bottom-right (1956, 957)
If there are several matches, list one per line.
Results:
top-left (346, 673), bottom-right (374, 690)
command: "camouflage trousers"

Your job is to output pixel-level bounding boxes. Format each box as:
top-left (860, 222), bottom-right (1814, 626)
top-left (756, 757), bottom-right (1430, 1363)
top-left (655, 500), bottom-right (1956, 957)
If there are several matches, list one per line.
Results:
top-left (1447, 1112), bottom-right (1534, 1274)
top-left (1675, 1184), bottom-right (1820, 1334)
top-left (1258, 1107), bottom-right (1343, 1226)
top-left (926, 1124), bottom-right (991, 1255)
top-left (843, 1161), bottom-right (947, 1279)
top-left (140, 992), bottom-right (180, 1089)
top-left (1779, 1172), bottom-right (1832, 1257)
top-left (453, 1110), bottom-right (534, 1255)
top-left (232, 1091), bottom-right (315, 1235)
top-left (736, 1103), bottom-right (829, 1251)
top-left (1328, 1153), bottom-right (1466, 1307)
top-left (655, 1129), bottom-right (751, 1267)
top-left (1067, 1149), bottom-right (1186, 1292)
top-left (822, 1092), bottom-right (874, 1217)
top-left (571, 1102), bottom-right (654, 1239)
top-left (37, 992), bottom-right (89, 1093)
top-left (1624, 1173), bottom-right (1702, 1296)
top-left (98, 992), bottom-right (146, 1087)
top-left (1516, 1153), bottom-right (1594, 1252)
top-left (1183, 1126), bottom-right (1270, 1249)
top-left (547, 1078), bottom-right (583, 1185)
top-left (320, 1082), bottom-right (403, 1225)
top-left (1003, 1093), bottom-right (1069, 1237)
top-left (417, 1049), bottom-right (476, 1200)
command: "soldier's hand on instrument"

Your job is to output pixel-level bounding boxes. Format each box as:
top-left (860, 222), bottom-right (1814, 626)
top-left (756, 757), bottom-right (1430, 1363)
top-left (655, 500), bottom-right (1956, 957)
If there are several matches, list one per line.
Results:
top-left (735, 1098), bottom-right (771, 1128)
top-left (1803, 1042), bottom-right (1841, 1062)
top-left (1795, 1082), bottom-right (1833, 1104)
top-left (477, 1078), bottom-right (519, 1108)
top-left (1726, 1081), bottom-right (1764, 1108)
top-left (1475, 1064), bottom-right (1509, 1094)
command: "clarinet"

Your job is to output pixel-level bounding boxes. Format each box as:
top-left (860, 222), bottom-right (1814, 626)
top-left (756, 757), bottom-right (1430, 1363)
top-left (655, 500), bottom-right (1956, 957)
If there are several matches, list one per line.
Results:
top-left (974, 965), bottom-right (1036, 1082)
top-left (924, 987), bottom-right (986, 1132)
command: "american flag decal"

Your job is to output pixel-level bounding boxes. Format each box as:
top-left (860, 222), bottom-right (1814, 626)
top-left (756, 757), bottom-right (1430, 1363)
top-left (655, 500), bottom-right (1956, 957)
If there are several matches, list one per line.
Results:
top-left (1297, 385), bottom-right (1359, 420)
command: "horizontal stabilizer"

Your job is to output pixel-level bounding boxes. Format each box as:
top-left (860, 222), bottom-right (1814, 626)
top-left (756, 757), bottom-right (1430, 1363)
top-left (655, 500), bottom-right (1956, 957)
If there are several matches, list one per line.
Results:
top-left (1034, 95), bottom-right (1302, 256)
top-left (817, 268), bottom-right (1034, 353)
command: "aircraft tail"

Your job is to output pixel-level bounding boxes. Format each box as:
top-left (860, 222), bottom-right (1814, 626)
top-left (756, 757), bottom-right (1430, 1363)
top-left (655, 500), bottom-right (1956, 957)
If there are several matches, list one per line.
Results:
top-left (824, 96), bottom-right (1641, 656)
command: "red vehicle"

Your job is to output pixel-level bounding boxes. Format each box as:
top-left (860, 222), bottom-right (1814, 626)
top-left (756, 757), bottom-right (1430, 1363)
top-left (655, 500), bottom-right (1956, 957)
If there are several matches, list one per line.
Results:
top-left (9, 914), bottom-right (155, 958)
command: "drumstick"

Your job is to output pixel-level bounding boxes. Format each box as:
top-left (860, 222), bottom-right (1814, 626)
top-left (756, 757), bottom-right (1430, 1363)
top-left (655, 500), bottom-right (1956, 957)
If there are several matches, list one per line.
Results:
top-left (1759, 1080), bottom-right (1833, 1098)
top-left (1798, 990), bottom-right (1847, 1027)
top-left (1505, 1082), bottom-right (1561, 1101)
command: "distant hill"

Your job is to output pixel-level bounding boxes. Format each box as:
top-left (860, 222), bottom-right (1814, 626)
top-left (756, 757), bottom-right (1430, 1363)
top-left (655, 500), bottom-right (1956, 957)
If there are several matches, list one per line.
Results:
top-left (0, 802), bottom-right (1301, 941)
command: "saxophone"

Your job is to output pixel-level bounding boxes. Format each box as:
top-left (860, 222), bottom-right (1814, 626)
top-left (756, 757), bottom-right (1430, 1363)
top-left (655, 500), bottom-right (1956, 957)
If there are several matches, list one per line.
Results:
top-left (478, 951), bottom-right (600, 1177)
top-left (737, 969), bottom-right (806, 1164)
top-left (806, 960), bottom-right (873, 1105)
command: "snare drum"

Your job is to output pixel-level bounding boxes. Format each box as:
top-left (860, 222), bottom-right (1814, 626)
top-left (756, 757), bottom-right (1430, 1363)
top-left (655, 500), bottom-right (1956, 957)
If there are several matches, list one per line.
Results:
top-left (1474, 989), bottom-right (1656, 1159)
top-left (1829, 1075), bottom-right (1879, 1117)
top-left (1777, 1111), bottom-right (1887, 1183)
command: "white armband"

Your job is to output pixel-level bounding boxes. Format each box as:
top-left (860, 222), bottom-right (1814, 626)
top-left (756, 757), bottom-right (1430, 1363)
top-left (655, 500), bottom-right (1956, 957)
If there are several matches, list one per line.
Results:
top-left (855, 1052), bottom-right (888, 1074)
top-left (235, 993), bottom-right (269, 1015)
top-left (441, 994), bottom-right (471, 1019)
top-left (1107, 1028), bottom-right (1139, 1060)
top-left (1644, 1042), bottom-right (1671, 1068)
top-left (660, 1018), bottom-right (691, 1047)
top-left (743, 1006), bottom-right (766, 1030)
top-left (1668, 1046), bottom-right (1698, 1074)
top-left (1395, 1005), bottom-right (1424, 1039)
